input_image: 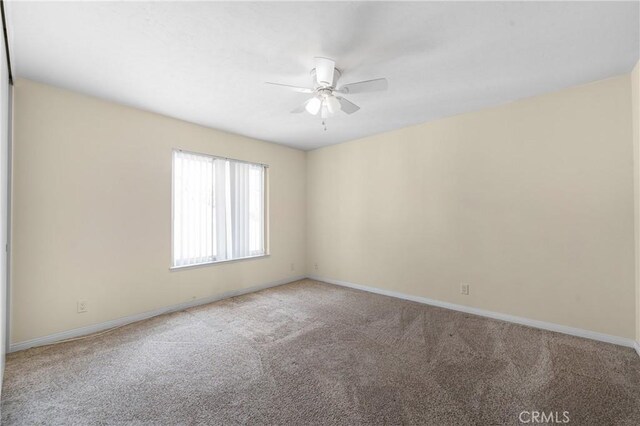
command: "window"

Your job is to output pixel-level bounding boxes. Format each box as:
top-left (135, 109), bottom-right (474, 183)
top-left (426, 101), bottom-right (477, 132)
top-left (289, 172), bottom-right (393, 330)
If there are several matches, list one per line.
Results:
top-left (172, 150), bottom-right (266, 268)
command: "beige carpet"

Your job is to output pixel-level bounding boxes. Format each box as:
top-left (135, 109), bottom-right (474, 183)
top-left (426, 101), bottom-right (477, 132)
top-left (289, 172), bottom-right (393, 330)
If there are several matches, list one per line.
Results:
top-left (2, 279), bottom-right (639, 425)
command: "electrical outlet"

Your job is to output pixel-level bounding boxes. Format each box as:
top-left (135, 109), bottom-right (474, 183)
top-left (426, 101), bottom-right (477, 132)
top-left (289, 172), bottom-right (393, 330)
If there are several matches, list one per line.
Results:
top-left (290, 263), bottom-right (295, 271)
top-left (314, 263), bottom-right (318, 271)
top-left (460, 284), bottom-right (470, 296)
top-left (77, 299), bottom-right (88, 313)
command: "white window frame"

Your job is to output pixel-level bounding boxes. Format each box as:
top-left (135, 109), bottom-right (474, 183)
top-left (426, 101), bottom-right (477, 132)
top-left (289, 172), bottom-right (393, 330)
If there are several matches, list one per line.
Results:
top-left (170, 149), bottom-right (269, 270)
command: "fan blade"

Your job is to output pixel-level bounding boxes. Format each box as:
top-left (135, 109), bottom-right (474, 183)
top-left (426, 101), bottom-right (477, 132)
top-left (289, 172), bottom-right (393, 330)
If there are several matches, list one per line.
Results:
top-left (336, 97), bottom-right (360, 114)
top-left (336, 78), bottom-right (388, 95)
top-left (314, 57), bottom-right (335, 86)
top-left (265, 82), bottom-right (313, 94)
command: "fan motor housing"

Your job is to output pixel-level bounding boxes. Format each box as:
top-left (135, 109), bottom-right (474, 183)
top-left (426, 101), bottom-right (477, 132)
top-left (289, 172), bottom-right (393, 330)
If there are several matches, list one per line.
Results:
top-left (311, 68), bottom-right (341, 89)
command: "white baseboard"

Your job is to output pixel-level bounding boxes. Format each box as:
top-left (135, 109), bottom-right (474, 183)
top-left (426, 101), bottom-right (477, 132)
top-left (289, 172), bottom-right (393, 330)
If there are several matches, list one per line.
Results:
top-left (308, 275), bottom-right (637, 350)
top-left (9, 275), bottom-right (306, 353)
top-left (10, 274), bottom-right (638, 356)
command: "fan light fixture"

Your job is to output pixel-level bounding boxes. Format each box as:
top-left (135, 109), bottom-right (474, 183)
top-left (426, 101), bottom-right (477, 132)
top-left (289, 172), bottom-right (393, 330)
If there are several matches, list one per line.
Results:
top-left (325, 96), bottom-right (340, 114)
top-left (305, 97), bottom-right (322, 115)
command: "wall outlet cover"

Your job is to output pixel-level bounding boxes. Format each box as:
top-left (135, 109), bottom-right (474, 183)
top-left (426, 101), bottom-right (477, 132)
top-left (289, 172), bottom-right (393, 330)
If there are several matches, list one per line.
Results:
top-left (461, 284), bottom-right (470, 296)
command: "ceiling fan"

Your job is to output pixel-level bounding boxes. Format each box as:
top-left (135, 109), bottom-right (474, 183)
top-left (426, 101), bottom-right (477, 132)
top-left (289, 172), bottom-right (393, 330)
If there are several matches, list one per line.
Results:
top-left (265, 57), bottom-right (388, 125)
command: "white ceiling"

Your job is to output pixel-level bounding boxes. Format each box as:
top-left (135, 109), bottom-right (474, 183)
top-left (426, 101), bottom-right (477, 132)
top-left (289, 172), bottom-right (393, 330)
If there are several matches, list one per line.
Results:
top-left (6, 1), bottom-right (640, 150)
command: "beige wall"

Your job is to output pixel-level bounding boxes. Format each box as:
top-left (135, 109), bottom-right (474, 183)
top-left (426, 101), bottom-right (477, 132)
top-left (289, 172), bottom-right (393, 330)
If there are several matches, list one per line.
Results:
top-left (633, 61), bottom-right (640, 342)
top-left (11, 71), bottom-right (640, 344)
top-left (308, 75), bottom-right (635, 339)
top-left (11, 79), bottom-right (306, 344)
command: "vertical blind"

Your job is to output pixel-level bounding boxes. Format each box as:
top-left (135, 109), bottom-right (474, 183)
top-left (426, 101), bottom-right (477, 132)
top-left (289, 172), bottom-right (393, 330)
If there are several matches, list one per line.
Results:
top-left (172, 150), bottom-right (266, 267)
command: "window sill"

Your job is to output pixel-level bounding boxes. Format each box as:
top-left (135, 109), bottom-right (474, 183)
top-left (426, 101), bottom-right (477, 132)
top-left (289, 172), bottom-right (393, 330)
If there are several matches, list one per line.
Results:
top-left (169, 254), bottom-right (269, 271)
